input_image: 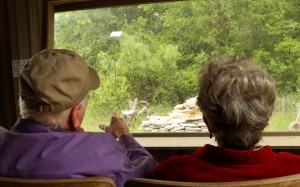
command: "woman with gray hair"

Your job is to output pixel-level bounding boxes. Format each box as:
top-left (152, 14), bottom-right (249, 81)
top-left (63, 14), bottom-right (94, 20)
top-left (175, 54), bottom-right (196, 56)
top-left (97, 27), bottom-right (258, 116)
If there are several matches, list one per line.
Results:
top-left (198, 55), bottom-right (275, 150)
top-left (152, 55), bottom-right (300, 182)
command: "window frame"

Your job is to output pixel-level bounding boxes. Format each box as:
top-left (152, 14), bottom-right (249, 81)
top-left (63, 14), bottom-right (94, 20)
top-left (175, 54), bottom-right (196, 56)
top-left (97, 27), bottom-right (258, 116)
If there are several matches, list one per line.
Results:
top-left (45, 0), bottom-right (181, 48)
top-left (45, 0), bottom-right (300, 149)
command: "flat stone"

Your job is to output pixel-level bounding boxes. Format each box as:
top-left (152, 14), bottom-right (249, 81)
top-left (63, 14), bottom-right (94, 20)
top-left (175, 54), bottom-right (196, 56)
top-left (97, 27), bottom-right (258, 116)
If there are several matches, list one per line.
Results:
top-left (165, 124), bottom-right (180, 130)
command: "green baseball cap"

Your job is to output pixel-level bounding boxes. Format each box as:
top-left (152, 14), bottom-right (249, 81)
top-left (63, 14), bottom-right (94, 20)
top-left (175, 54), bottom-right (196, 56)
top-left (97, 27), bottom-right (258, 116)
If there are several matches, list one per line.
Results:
top-left (19, 49), bottom-right (100, 112)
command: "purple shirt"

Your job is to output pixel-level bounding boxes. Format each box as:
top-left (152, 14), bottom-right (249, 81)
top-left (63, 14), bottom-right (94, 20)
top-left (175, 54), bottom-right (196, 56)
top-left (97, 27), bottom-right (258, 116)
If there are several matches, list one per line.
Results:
top-left (0, 119), bottom-right (157, 187)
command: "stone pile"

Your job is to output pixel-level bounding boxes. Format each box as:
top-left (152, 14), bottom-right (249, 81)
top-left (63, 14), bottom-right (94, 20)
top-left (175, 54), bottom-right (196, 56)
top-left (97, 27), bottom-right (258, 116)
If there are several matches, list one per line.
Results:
top-left (139, 97), bottom-right (208, 132)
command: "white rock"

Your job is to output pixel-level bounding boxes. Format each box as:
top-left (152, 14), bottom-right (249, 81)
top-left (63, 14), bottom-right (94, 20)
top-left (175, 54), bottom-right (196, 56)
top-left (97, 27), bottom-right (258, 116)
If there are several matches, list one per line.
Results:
top-left (170, 126), bottom-right (185, 132)
top-left (144, 127), bottom-right (153, 132)
top-left (165, 124), bottom-right (180, 130)
top-left (185, 97), bottom-right (198, 108)
top-left (174, 104), bottom-right (185, 109)
top-left (170, 118), bottom-right (186, 124)
top-left (141, 120), bottom-right (152, 125)
top-left (171, 129), bottom-right (185, 132)
top-left (159, 128), bottom-right (170, 132)
top-left (197, 122), bottom-right (207, 127)
top-left (152, 123), bottom-right (168, 128)
top-left (139, 97), bottom-right (207, 133)
top-left (182, 123), bottom-right (198, 127)
top-left (185, 127), bottom-right (202, 131)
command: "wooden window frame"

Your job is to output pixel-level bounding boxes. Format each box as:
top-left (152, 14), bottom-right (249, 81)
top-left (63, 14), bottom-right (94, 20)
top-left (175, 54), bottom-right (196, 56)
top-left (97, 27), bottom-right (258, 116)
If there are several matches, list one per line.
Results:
top-left (45, 0), bottom-right (300, 149)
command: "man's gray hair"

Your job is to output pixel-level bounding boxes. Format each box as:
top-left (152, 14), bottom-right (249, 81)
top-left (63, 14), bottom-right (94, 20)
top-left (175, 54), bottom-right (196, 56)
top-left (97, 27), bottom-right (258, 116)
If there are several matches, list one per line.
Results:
top-left (19, 97), bottom-right (87, 128)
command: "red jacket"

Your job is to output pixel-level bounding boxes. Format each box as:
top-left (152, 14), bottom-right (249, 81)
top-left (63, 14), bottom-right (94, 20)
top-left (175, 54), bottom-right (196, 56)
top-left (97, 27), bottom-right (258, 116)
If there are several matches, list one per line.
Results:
top-left (152, 144), bottom-right (300, 182)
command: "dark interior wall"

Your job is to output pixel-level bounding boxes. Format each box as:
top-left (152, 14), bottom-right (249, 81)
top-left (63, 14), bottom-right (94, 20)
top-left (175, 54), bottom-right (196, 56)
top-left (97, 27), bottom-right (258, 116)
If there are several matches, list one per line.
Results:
top-left (0, 0), bottom-right (43, 129)
top-left (0, 0), bottom-right (16, 129)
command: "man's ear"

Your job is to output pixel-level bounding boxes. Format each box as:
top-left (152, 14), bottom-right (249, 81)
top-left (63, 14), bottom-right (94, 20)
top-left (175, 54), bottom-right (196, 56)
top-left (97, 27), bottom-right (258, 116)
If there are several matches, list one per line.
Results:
top-left (69, 104), bottom-right (84, 132)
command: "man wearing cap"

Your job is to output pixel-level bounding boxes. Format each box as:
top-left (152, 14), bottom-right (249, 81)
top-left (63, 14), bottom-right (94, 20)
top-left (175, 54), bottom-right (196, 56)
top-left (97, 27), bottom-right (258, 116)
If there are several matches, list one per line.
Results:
top-left (0, 49), bottom-right (157, 187)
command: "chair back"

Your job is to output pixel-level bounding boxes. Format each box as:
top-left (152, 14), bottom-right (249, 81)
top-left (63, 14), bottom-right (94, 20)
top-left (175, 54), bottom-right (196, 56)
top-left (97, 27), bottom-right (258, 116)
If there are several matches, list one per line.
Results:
top-left (0, 176), bottom-right (116, 187)
top-left (124, 173), bottom-right (300, 187)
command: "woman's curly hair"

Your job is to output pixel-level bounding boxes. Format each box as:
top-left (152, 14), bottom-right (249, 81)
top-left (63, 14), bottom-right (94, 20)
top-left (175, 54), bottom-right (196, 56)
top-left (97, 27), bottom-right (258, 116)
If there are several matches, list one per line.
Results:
top-left (197, 55), bottom-right (276, 150)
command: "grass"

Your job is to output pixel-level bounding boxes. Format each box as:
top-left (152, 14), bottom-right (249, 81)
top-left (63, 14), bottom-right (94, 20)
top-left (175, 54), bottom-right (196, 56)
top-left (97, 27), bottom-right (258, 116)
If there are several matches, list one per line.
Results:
top-left (81, 107), bottom-right (111, 132)
top-left (265, 111), bottom-right (297, 131)
top-left (81, 103), bottom-right (174, 132)
top-left (82, 95), bottom-right (299, 133)
top-left (83, 110), bottom-right (298, 132)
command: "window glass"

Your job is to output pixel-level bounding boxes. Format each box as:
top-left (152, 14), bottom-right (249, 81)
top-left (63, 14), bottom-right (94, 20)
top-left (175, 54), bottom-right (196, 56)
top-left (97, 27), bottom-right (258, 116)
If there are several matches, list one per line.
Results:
top-left (54, 0), bottom-right (300, 132)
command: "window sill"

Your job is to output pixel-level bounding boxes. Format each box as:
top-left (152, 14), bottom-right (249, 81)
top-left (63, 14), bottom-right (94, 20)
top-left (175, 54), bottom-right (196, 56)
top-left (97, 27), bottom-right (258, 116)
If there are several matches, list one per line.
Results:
top-left (132, 132), bottom-right (300, 149)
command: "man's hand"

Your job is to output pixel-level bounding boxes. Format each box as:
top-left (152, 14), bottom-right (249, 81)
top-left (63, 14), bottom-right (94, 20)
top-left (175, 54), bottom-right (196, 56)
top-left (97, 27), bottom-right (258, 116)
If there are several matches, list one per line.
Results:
top-left (99, 112), bottom-right (130, 139)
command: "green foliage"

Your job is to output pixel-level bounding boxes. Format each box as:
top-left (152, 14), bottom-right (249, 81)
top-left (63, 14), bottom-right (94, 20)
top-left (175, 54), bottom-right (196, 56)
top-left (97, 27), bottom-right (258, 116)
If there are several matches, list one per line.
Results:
top-left (267, 38), bottom-right (300, 94)
top-left (92, 74), bottom-right (130, 112)
top-left (55, 0), bottom-right (300, 132)
top-left (116, 34), bottom-right (183, 104)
